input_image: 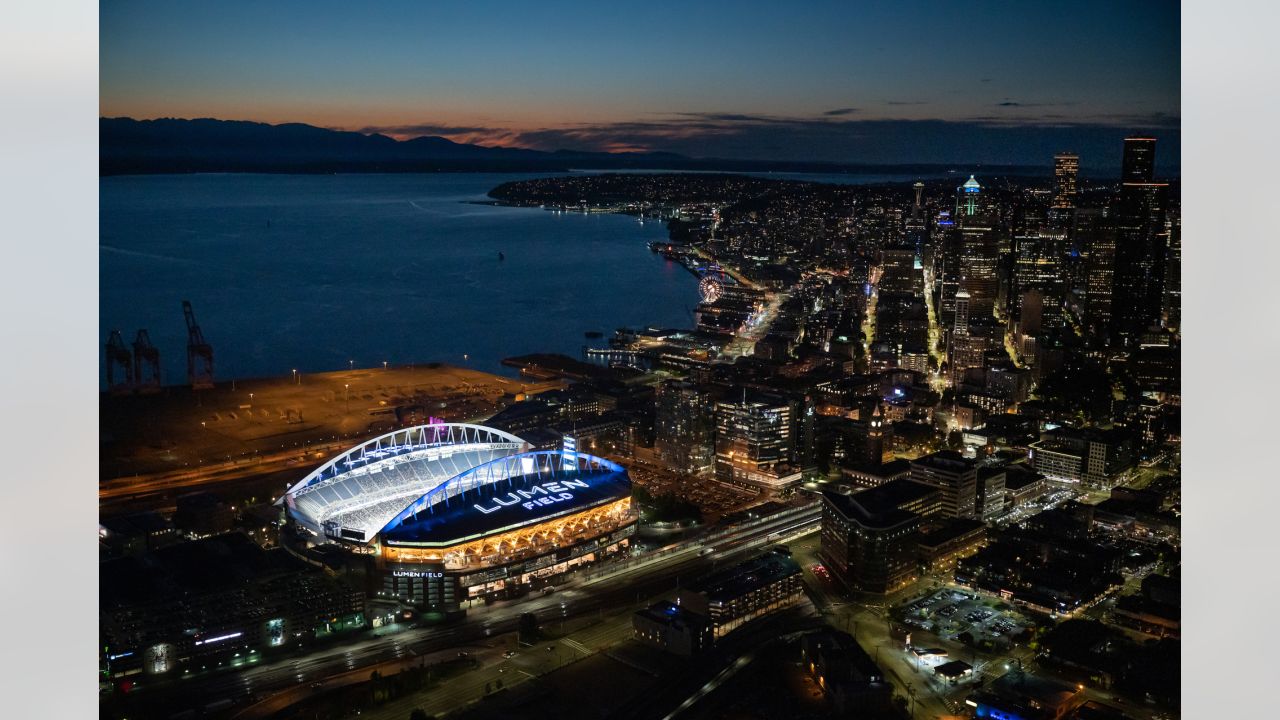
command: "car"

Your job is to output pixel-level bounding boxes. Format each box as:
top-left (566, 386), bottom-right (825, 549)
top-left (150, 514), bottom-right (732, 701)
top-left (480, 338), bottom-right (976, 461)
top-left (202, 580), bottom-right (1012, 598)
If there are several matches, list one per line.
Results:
top-left (503, 650), bottom-right (517, 658)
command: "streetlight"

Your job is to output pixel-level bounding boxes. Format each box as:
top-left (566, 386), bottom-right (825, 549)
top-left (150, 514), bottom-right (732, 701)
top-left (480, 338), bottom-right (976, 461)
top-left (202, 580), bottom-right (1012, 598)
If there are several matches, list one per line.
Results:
top-left (349, 360), bottom-right (354, 370)
top-left (383, 361), bottom-right (388, 370)
top-left (345, 384), bottom-right (350, 413)
top-left (292, 368), bottom-right (298, 385)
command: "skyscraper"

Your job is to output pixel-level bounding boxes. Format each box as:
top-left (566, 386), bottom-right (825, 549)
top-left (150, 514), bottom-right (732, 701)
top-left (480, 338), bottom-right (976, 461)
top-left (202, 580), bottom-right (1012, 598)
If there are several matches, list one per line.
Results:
top-left (956, 220), bottom-right (1000, 318)
top-left (906, 181), bottom-right (927, 252)
top-left (953, 289), bottom-right (971, 337)
top-left (1052, 153), bottom-right (1079, 209)
top-left (955, 175), bottom-right (983, 218)
top-left (1162, 213), bottom-right (1181, 332)
top-left (1011, 229), bottom-right (1066, 328)
top-left (1078, 208), bottom-right (1117, 344)
top-left (1121, 137), bottom-right (1157, 183)
top-left (1112, 136), bottom-right (1170, 345)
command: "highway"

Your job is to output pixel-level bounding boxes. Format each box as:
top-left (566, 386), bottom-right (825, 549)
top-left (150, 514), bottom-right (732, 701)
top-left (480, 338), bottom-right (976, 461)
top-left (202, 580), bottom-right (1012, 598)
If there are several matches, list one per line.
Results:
top-left (111, 505), bottom-right (820, 720)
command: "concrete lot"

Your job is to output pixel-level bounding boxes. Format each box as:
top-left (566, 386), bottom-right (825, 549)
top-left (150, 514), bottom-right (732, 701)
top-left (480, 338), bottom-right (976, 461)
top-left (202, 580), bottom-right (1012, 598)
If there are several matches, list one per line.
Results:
top-left (101, 364), bottom-right (563, 478)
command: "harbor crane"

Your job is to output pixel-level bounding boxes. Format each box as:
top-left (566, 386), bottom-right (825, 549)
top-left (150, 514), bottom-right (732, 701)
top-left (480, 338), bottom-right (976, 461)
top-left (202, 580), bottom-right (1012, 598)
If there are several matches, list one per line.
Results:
top-left (105, 330), bottom-right (133, 394)
top-left (183, 300), bottom-right (214, 389)
top-left (132, 329), bottom-right (162, 393)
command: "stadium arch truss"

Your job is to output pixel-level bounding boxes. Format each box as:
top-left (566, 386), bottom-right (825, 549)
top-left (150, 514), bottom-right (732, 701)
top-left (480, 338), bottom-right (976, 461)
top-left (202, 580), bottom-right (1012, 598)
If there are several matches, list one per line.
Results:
top-left (279, 423), bottom-right (528, 543)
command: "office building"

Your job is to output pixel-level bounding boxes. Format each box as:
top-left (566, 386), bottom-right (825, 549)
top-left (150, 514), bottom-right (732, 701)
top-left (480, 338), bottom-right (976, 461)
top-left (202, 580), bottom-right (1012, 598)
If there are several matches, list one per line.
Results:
top-left (654, 380), bottom-right (716, 476)
top-left (910, 450), bottom-right (979, 519)
top-left (1077, 208), bottom-right (1117, 344)
top-left (976, 466), bottom-right (1008, 521)
top-left (819, 480), bottom-right (942, 594)
top-left (1112, 136), bottom-right (1170, 345)
top-left (1162, 213), bottom-right (1181, 331)
top-left (1029, 427), bottom-right (1137, 488)
top-left (1052, 153), bottom-right (1079, 209)
top-left (713, 390), bottom-right (802, 491)
top-left (918, 518), bottom-right (987, 572)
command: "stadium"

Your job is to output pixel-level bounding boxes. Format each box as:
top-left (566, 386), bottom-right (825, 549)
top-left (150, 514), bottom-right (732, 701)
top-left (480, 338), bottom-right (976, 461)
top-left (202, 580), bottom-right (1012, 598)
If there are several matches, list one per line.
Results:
top-left (280, 423), bottom-right (637, 611)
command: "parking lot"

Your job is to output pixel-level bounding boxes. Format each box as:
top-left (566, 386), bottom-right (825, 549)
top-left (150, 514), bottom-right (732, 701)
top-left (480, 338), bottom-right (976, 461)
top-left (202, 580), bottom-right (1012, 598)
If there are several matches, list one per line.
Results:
top-left (628, 462), bottom-right (759, 520)
top-left (898, 587), bottom-right (1032, 650)
top-left (997, 487), bottom-right (1080, 526)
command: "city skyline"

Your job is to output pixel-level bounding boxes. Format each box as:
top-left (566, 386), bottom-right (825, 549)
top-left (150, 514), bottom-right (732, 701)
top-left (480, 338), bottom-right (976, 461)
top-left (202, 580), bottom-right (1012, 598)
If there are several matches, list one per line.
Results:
top-left (101, 0), bottom-right (1180, 167)
top-left (97, 4), bottom-right (1185, 719)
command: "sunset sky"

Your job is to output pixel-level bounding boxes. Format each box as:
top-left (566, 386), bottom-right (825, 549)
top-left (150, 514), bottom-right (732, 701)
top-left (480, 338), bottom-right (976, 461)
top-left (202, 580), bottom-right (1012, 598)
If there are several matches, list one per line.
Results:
top-left (100, 0), bottom-right (1181, 167)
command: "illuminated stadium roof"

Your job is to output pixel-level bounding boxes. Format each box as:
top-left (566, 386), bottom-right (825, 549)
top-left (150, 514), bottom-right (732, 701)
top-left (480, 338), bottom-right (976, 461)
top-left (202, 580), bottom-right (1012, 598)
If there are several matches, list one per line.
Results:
top-left (280, 423), bottom-right (632, 546)
top-left (379, 449), bottom-right (631, 546)
top-left (280, 423), bottom-right (527, 542)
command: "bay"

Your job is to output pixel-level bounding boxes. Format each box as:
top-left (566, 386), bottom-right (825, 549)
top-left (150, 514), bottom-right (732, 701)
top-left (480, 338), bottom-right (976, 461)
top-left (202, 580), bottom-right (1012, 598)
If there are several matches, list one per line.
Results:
top-left (99, 170), bottom-right (936, 386)
top-left (100, 173), bottom-right (699, 385)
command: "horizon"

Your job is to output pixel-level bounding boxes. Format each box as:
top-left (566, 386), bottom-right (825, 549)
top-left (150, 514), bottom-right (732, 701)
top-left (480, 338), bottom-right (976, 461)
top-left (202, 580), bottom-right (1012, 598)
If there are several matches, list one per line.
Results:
top-left (100, 114), bottom-right (1181, 174)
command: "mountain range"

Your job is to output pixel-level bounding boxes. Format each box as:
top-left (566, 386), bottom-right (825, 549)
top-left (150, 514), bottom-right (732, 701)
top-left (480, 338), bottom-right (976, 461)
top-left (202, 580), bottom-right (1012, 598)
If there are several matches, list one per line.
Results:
top-left (100, 117), bottom-right (1045, 176)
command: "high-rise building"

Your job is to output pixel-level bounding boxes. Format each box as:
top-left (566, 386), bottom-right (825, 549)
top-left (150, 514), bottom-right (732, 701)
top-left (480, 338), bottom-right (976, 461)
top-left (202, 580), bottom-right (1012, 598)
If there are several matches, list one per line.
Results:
top-left (1121, 137), bottom-right (1157, 183)
top-left (909, 451), bottom-right (978, 519)
top-left (1052, 153), bottom-right (1079, 208)
top-left (956, 221), bottom-right (1000, 317)
top-left (955, 175), bottom-right (984, 218)
top-left (878, 242), bottom-right (921, 295)
top-left (1077, 208), bottom-right (1117, 345)
top-left (1018, 288), bottom-right (1044, 339)
top-left (953, 289), bottom-right (971, 336)
top-left (714, 390), bottom-right (801, 490)
top-left (1010, 229), bottom-right (1066, 328)
top-left (654, 380), bottom-right (716, 476)
top-left (819, 480), bottom-right (942, 594)
top-left (1112, 136), bottom-right (1170, 346)
top-left (1162, 213), bottom-right (1181, 332)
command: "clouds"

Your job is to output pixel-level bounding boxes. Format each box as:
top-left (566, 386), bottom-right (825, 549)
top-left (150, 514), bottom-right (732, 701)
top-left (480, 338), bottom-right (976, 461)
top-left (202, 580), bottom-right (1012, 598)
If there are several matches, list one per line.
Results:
top-left (356, 122), bottom-right (519, 146)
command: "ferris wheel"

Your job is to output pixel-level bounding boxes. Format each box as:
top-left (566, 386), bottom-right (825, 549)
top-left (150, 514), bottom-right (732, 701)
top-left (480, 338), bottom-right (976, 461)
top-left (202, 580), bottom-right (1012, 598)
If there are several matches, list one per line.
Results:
top-left (699, 273), bottom-right (724, 303)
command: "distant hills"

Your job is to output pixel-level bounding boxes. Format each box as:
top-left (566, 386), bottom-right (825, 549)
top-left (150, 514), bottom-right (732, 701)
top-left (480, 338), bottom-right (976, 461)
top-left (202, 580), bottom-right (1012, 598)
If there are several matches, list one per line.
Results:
top-left (100, 117), bottom-right (1046, 177)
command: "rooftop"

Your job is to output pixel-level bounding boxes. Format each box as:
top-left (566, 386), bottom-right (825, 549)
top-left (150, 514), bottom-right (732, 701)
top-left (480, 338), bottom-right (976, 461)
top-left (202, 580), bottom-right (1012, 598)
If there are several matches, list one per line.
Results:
top-left (635, 600), bottom-right (708, 629)
top-left (822, 479), bottom-right (938, 529)
top-left (684, 549), bottom-right (800, 604)
top-left (978, 671), bottom-right (1081, 716)
top-left (911, 450), bottom-right (977, 474)
top-left (933, 659), bottom-right (973, 678)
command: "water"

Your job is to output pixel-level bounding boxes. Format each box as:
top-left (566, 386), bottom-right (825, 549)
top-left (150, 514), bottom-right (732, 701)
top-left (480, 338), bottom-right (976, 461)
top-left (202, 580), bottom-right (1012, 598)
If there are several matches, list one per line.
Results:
top-left (100, 173), bottom-right (700, 385)
top-left (100, 170), bottom-right (929, 386)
